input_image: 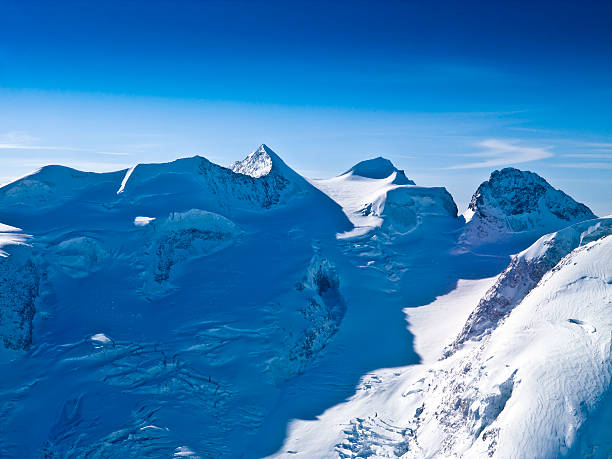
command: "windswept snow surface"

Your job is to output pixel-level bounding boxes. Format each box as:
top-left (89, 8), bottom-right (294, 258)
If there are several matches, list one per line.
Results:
top-left (405, 276), bottom-right (498, 363)
top-left (0, 222), bottom-right (28, 257)
top-left (0, 151), bottom-right (607, 458)
top-left (449, 217), bottom-right (612, 355)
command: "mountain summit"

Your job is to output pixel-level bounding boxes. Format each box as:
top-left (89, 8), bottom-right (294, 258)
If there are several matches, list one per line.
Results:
top-left (230, 144), bottom-right (300, 181)
top-left (230, 144), bottom-right (278, 178)
top-left (463, 167), bottom-right (596, 242)
top-left (342, 157), bottom-right (415, 184)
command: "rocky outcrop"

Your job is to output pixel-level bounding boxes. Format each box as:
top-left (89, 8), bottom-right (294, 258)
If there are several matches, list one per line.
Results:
top-left (463, 167), bottom-right (595, 242)
top-left (0, 245), bottom-right (42, 350)
top-left (272, 255), bottom-right (345, 380)
top-left (143, 209), bottom-right (241, 294)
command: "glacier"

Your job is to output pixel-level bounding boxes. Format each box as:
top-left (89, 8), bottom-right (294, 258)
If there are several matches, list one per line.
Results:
top-left (0, 145), bottom-right (609, 458)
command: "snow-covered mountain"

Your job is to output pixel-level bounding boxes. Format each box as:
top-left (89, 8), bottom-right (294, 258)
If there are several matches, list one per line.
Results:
top-left (462, 167), bottom-right (596, 245)
top-left (0, 149), bottom-right (608, 458)
top-left (0, 145), bottom-right (354, 457)
top-left (313, 157), bottom-right (456, 237)
top-left (341, 157), bottom-right (415, 184)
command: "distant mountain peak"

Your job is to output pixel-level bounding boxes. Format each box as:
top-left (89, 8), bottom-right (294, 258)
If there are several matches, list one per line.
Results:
top-left (464, 167), bottom-right (596, 242)
top-left (230, 144), bottom-right (289, 179)
top-left (343, 157), bottom-right (415, 184)
top-left (258, 143), bottom-right (273, 154)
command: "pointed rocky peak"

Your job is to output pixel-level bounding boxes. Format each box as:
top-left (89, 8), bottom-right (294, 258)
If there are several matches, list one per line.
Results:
top-left (229, 144), bottom-right (312, 196)
top-left (230, 144), bottom-right (288, 179)
top-left (343, 157), bottom-right (415, 184)
top-left (465, 167), bottom-right (596, 241)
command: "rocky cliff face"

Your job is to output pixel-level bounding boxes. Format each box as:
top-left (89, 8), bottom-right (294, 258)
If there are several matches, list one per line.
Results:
top-left (0, 244), bottom-right (42, 350)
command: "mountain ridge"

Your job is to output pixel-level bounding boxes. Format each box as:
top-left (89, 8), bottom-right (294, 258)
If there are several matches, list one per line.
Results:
top-left (0, 149), bottom-right (607, 458)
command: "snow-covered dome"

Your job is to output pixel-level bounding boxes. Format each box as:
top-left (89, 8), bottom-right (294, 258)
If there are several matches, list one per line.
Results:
top-left (342, 157), bottom-right (415, 184)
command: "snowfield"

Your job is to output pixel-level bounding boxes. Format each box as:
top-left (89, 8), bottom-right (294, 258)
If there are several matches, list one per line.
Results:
top-left (0, 145), bottom-right (609, 458)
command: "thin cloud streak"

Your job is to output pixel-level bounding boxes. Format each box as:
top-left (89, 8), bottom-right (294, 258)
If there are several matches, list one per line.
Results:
top-left (562, 153), bottom-right (612, 160)
top-left (449, 139), bottom-right (553, 169)
top-left (0, 144), bottom-right (81, 151)
top-left (582, 142), bottom-right (612, 148)
top-left (0, 144), bottom-right (136, 156)
top-left (96, 151), bottom-right (132, 156)
top-left (554, 162), bottom-right (612, 169)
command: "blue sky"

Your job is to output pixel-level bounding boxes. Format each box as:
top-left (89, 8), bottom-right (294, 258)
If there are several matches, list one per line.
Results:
top-left (1, 0), bottom-right (611, 213)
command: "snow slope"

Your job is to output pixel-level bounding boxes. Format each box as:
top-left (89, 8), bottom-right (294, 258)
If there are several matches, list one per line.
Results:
top-left (398, 226), bottom-right (612, 458)
top-left (274, 218), bottom-right (612, 458)
top-left (449, 217), bottom-right (612, 355)
top-left (405, 276), bottom-right (498, 363)
top-left (0, 165), bottom-right (125, 210)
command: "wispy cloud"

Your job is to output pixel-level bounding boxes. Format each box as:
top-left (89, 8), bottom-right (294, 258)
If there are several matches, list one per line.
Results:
top-left (554, 162), bottom-right (612, 169)
top-left (562, 153), bottom-right (612, 160)
top-left (96, 151), bottom-right (132, 156)
top-left (0, 144), bottom-right (81, 151)
top-left (0, 131), bottom-right (81, 151)
top-left (0, 131), bottom-right (148, 156)
top-left (506, 126), bottom-right (560, 135)
top-left (0, 131), bottom-right (38, 144)
top-left (449, 139), bottom-right (553, 169)
top-left (582, 142), bottom-right (612, 148)
top-left (569, 142), bottom-right (612, 153)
